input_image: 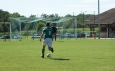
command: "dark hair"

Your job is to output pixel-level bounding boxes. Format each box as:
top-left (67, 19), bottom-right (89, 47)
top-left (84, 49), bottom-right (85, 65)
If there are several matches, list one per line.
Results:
top-left (46, 23), bottom-right (50, 27)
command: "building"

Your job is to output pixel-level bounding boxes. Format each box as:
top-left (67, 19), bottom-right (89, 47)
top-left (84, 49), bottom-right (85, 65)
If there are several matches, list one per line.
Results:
top-left (86, 8), bottom-right (115, 38)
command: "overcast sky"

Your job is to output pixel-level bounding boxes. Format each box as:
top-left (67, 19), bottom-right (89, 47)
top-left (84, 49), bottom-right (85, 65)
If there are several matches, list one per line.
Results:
top-left (0, 0), bottom-right (115, 17)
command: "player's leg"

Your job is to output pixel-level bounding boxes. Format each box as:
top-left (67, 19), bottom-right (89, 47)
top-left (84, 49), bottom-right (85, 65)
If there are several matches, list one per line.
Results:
top-left (41, 45), bottom-right (46, 58)
top-left (48, 46), bottom-right (54, 53)
top-left (41, 39), bottom-right (47, 58)
top-left (54, 33), bottom-right (56, 41)
top-left (47, 38), bottom-right (54, 53)
top-left (52, 36), bottom-right (53, 41)
top-left (54, 35), bottom-right (56, 41)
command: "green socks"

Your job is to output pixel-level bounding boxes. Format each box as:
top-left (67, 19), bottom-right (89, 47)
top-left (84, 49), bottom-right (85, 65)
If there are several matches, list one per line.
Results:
top-left (42, 49), bottom-right (45, 56)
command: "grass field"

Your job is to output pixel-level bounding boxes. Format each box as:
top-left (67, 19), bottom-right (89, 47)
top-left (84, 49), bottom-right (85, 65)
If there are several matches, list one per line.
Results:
top-left (0, 38), bottom-right (115, 71)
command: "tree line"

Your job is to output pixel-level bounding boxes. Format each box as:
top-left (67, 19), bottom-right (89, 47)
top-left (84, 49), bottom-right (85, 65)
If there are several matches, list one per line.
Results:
top-left (0, 9), bottom-right (25, 32)
top-left (0, 9), bottom-right (94, 33)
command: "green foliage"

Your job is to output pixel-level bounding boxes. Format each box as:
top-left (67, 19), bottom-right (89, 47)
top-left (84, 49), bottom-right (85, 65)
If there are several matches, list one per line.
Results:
top-left (77, 14), bottom-right (94, 28)
top-left (41, 13), bottom-right (59, 18)
top-left (0, 9), bottom-right (9, 22)
top-left (0, 9), bottom-right (94, 33)
top-left (65, 14), bottom-right (73, 17)
top-left (36, 21), bottom-right (45, 32)
top-left (0, 9), bottom-right (24, 32)
top-left (0, 22), bottom-right (10, 32)
top-left (10, 12), bottom-right (22, 18)
top-left (0, 39), bottom-right (115, 71)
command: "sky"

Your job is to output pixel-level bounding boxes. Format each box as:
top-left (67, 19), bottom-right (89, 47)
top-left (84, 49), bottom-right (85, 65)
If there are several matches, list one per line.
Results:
top-left (0, 0), bottom-right (115, 17)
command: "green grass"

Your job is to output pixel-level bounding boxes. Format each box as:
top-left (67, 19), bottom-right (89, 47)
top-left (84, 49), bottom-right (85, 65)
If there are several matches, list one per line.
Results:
top-left (0, 39), bottom-right (115, 71)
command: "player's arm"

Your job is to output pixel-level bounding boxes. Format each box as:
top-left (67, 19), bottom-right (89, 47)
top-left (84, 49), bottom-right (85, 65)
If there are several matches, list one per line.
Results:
top-left (40, 32), bottom-right (44, 42)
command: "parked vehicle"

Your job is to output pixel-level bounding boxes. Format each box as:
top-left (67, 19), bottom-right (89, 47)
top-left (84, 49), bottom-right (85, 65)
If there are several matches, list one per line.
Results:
top-left (32, 34), bottom-right (41, 39)
top-left (12, 34), bottom-right (22, 39)
top-left (63, 33), bottom-right (75, 38)
top-left (0, 34), bottom-right (22, 39)
top-left (0, 35), bottom-right (10, 39)
top-left (62, 33), bottom-right (88, 38)
top-left (77, 33), bottom-right (85, 38)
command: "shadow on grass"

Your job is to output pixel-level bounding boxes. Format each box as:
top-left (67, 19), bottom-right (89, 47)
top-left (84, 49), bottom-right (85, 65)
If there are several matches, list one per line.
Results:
top-left (51, 58), bottom-right (70, 60)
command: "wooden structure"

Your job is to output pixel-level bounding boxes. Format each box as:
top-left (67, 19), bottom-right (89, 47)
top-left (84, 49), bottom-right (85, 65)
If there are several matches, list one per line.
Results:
top-left (86, 8), bottom-right (115, 38)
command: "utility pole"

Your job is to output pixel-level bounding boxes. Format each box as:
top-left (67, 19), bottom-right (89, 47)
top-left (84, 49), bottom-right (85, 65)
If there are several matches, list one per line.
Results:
top-left (4, 13), bottom-right (6, 42)
top-left (98, 0), bottom-right (100, 39)
top-left (83, 12), bottom-right (84, 32)
top-left (73, 12), bottom-right (75, 38)
top-left (94, 11), bottom-right (95, 25)
top-left (82, 11), bottom-right (86, 33)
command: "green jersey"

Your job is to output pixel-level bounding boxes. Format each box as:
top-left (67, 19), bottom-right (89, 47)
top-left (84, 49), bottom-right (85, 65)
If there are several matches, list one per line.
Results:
top-left (43, 27), bottom-right (53, 39)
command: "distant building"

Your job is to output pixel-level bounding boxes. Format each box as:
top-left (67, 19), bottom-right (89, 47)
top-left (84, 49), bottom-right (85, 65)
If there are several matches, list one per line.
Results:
top-left (86, 8), bottom-right (115, 38)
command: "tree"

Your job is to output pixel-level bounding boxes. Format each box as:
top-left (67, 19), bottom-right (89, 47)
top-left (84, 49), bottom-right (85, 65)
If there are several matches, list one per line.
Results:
top-left (41, 14), bottom-right (48, 18)
top-left (0, 9), bottom-right (25, 32)
top-left (10, 12), bottom-right (21, 18)
top-left (29, 14), bottom-right (36, 18)
top-left (36, 21), bottom-right (45, 32)
top-left (65, 14), bottom-right (72, 17)
top-left (0, 9), bottom-right (9, 22)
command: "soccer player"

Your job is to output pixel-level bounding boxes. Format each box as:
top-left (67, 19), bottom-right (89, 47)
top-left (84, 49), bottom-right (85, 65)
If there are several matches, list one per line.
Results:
top-left (40, 23), bottom-right (54, 58)
top-left (51, 23), bottom-right (57, 41)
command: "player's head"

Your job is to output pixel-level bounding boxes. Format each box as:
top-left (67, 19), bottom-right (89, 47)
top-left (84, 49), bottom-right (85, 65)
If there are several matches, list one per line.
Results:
top-left (46, 23), bottom-right (50, 27)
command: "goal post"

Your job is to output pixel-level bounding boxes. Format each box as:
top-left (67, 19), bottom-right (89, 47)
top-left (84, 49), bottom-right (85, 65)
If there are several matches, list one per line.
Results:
top-left (9, 17), bottom-right (74, 41)
top-left (10, 18), bottom-right (22, 41)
